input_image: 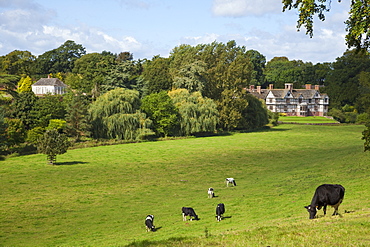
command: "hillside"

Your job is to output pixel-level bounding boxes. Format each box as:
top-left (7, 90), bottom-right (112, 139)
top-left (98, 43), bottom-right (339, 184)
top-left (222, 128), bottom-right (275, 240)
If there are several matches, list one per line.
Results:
top-left (1, 124), bottom-right (369, 246)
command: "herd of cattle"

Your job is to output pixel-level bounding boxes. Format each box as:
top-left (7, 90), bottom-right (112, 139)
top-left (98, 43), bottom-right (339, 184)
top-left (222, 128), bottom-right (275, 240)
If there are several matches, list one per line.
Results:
top-left (145, 179), bottom-right (345, 232)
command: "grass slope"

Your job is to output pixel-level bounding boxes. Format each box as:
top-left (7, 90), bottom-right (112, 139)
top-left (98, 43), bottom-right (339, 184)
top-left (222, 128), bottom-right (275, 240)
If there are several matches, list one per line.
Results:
top-left (1, 124), bottom-right (369, 246)
top-left (279, 116), bottom-right (339, 124)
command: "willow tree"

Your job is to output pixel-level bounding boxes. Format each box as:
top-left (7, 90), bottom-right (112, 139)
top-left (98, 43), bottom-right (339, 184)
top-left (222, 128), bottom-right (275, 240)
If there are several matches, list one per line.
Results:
top-left (89, 88), bottom-right (153, 140)
top-left (168, 89), bottom-right (219, 136)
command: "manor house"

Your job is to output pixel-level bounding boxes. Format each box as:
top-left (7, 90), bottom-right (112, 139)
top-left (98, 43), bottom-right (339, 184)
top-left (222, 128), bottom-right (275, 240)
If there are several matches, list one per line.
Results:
top-left (247, 83), bottom-right (329, 116)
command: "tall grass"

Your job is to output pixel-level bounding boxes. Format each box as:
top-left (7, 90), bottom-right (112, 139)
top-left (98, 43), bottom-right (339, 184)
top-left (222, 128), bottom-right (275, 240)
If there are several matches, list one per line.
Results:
top-left (1, 124), bottom-right (369, 246)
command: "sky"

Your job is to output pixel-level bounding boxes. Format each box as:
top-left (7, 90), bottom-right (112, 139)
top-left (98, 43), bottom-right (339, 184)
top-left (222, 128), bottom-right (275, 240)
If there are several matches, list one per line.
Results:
top-left (0, 0), bottom-right (351, 64)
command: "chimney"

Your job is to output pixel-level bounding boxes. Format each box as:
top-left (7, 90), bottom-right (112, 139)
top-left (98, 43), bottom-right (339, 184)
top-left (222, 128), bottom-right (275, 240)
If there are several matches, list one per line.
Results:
top-left (285, 83), bottom-right (293, 91)
top-left (257, 86), bottom-right (261, 94)
top-left (315, 85), bottom-right (320, 90)
top-left (249, 85), bottom-right (255, 91)
top-left (48, 74), bottom-right (51, 79)
top-left (305, 84), bottom-right (312, 89)
top-left (269, 84), bottom-right (274, 90)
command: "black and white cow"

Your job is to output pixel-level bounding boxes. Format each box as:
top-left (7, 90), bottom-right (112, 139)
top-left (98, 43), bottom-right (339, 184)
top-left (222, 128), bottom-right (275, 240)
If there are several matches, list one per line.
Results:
top-left (225, 178), bottom-right (236, 187)
top-left (208, 187), bottom-right (215, 198)
top-left (216, 203), bottom-right (225, 222)
top-left (305, 184), bottom-right (345, 219)
top-left (145, 215), bottom-right (155, 232)
top-left (182, 207), bottom-right (199, 221)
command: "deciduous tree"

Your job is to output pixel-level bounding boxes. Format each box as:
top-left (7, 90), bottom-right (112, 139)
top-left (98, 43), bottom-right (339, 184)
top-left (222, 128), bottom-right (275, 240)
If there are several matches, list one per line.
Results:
top-left (37, 129), bottom-right (70, 165)
top-left (89, 88), bottom-right (153, 140)
top-left (282, 0), bottom-right (370, 50)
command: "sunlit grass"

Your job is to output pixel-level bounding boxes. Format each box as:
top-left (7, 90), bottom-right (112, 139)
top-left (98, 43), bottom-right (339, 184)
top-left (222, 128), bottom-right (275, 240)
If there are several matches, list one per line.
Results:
top-left (1, 124), bottom-right (369, 246)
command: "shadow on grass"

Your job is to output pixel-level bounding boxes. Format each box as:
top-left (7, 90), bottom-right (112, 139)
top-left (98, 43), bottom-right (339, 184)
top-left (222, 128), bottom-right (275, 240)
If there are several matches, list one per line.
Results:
top-left (55, 161), bottom-right (88, 166)
top-left (125, 237), bottom-right (189, 247)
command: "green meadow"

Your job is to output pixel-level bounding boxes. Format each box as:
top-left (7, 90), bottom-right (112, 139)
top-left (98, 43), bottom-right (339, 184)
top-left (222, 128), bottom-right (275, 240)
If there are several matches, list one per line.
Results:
top-left (1, 124), bottom-right (369, 246)
top-left (279, 116), bottom-right (339, 124)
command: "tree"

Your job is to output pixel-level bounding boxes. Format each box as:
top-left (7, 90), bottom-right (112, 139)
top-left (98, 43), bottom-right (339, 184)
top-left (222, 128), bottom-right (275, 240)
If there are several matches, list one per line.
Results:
top-left (246, 49), bottom-right (266, 86)
top-left (37, 129), bottom-right (70, 165)
top-left (363, 122), bottom-right (370, 152)
top-left (168, 89), bottom-right (219, 136)
top-left (30, 94), bottom-right (66, 128)
top-left (0, 50), bottom-right (36, 75)
top-left (142, 56), bottom-right (172, 95)
top-left (141, 91), bottom-right (179, 137)
top-left (4, 118), bottom-right (26, 148)
top-left (72, 52), bottom-right (116, 96)
top-left (0, 74), bottom-right (19, 98)
top-left (35, 40), bottom-right (86, 75)
top-left (0, 108), bottom-right (7, 154)
top-left (101, 60), bottom-right (144, 94)
top-left (324, 49), bottom-right (370, 109)
top-left (65, 93), bottom-right (91, 141)
top-left (173, 60), bottom-right (208, 94)
top-left (17, 76), bottom-right (33, 93)
top-left (10, 91), bottom-right (38, 129)
top-left (89, 88), bottom-right (153, 140)
top-left (282, 0), bottom-right (370, 50)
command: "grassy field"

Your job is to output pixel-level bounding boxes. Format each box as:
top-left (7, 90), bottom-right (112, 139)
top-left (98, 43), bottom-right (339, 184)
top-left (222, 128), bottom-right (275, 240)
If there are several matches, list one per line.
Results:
top-left (1, 124), bottom-right (369, 246)
top-left (279, 116), bottom-right (339, 124)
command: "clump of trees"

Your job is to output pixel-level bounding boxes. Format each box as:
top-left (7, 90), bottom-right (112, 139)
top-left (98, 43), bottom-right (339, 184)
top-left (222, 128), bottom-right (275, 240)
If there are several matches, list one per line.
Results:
top-left (1, 38), bottom-right (370, 156)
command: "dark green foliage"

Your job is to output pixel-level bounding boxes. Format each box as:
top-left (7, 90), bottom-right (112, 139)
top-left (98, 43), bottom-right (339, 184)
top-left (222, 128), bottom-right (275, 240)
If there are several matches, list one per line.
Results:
top-left (363, 122), bottom-right (370, 152)
top-left (142, 56), bottom-right (172, 95)
top-left (0, 74), bottom-right (20, 98)
top-left (30, 94), bottom-right (66, 128)
top-left (65, 93), bottom-right (91, 141)
top-left (89, 88), bottom-right (153, 140)
top-left (141, 91), bottom-right (179, 137)
top-left (172, 61), bottom-right (207, 94)
top-left (72, 52), bottom-right (116, 96)
top-left (101, 60), bottom-right (144, 94)
top-left (246, 49), bottom-right (266, 86)
top-left (0, 50), bottom-right (36, 75)
top-left (35, 40), bottom-right (86, 75)
top-left (4, 118), bottom-right (26, 147)
top-left (37, 129), bottom-right (70, 165)
top-left (324, 50), bottom-right (370, 109)
top-left (241, 94), bottom-right (269, 130)
top-left (0, 108), bottom-right (7, 154)
top-left (10, 91), bottom-right (38, 129)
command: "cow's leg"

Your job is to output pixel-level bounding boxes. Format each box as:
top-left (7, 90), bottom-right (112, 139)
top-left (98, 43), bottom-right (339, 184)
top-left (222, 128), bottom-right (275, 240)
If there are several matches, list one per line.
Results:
top-left (332, 200), bottom-right (342, 216)
top-left (182, 213), bottom-right (186, 221)
top-left (323, 204), bottom-right (327, 215)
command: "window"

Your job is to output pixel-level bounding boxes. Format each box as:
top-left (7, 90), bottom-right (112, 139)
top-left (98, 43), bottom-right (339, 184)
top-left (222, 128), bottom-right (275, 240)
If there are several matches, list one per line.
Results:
top-left (286, 99), bottom-right (290, 104)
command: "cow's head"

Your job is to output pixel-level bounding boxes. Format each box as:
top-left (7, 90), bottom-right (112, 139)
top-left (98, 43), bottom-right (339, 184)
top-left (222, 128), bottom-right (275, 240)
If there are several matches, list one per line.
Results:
top-left (304, 205), bottom-right (317, 219)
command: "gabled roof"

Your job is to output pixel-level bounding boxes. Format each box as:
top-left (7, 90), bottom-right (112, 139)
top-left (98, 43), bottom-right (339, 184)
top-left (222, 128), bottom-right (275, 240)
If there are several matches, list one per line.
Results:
top-left (32, 78), bottom-right (67, 87)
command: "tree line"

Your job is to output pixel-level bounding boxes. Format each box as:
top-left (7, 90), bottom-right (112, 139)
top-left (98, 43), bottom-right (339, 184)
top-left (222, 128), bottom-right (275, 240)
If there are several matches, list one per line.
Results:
top-left (1, 40), bottom-right (370, 158)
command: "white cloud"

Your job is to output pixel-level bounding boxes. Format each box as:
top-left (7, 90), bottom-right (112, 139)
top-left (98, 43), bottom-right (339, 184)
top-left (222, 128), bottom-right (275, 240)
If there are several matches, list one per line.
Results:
top-left (212, 0), bottom-right (281, 17)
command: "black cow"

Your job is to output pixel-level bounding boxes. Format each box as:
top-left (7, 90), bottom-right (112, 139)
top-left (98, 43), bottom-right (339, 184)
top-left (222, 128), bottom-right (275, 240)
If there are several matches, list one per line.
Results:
top-left (145, 215), bottom-right (155, 232)
top-left (216, 203), bottom-right (225, 222)
top-left (305, 184), bottom-right (345, 219)
top-left (182, 207), bottom-right (199, 221)
top-left (208, 187), bottom-right (215, 198)
top-left (226, 178), bottom-right (236, 187)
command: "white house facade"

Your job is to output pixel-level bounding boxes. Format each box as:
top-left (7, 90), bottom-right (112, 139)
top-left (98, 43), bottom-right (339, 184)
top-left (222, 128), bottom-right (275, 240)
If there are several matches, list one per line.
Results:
top-left (31, 76), bottom-right (67, 96)
top-left (247, 83), bottom-right (329, 117)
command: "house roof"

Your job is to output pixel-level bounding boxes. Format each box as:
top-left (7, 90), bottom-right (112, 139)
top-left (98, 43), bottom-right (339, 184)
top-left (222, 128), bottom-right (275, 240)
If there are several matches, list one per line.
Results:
top-left (32, 78), bottom-right (67, 87)
top-left (249, 88), bottom-right (328, 99)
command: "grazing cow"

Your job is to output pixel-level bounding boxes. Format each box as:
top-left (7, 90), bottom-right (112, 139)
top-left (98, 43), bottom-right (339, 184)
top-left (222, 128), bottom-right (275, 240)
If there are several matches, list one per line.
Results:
top-left (145, 215), bottom-right (155, 232)
top-left (216, 203), bottom-right (225, 222)
top-left (182, 207), bottom-right (199, 221)
top-left (208, 187), bottom-right (215, 198)
top-left (225, 178), bottom-right (236, 187)
top-left (305, 184), bottom-right (345, 219)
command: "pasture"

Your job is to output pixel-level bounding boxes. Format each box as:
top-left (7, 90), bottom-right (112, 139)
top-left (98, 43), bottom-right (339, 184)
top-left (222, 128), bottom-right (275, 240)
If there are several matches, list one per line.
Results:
top-left (279, 116), bottom-right (339, 124)
top-left (1, 124), bottom-right (369, 246)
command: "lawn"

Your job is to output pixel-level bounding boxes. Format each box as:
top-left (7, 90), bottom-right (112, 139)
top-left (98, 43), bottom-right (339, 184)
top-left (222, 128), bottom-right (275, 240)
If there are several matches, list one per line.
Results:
top-left (1, 124), bottom-right (369, 246)
top-left (279, 116), bottom-right (339, 124)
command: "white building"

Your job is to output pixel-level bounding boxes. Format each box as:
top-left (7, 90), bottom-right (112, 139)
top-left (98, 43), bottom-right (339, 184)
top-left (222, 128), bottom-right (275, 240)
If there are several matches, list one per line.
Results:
top-left (32, 75), bottom-right (67, 96)
top-left (247, 83), bottom-right (329, 117)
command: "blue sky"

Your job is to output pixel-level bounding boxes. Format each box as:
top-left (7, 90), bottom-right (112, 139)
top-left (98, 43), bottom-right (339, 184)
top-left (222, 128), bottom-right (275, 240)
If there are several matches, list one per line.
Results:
top-left (0, 0), bottom-right (351, 63)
